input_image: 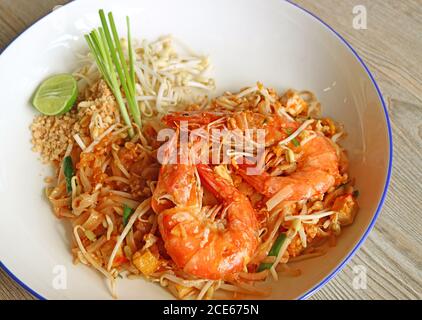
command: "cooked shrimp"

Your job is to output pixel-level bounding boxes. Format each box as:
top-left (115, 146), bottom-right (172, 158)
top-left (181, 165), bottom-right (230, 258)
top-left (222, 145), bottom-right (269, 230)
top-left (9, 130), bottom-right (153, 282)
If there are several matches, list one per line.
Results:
top-left (152, 162), bottom-right (259, 280)
top-left (162, 110), bottom-right (298, 146)
top-left (237, 134), bottom-right (340, 206)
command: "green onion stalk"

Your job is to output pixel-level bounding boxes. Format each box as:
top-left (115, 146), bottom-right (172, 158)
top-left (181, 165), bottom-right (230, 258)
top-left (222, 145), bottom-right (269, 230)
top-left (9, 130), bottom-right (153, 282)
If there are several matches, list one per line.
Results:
top-left (257, 233), bottom-right (287, 272)
top-left (84, 9), bottom-right (141, 137)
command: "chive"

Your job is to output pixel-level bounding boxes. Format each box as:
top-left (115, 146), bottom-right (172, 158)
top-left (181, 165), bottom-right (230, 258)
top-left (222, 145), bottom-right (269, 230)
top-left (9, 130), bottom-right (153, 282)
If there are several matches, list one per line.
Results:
top-left (84, 9), bottom-right (141, 137)
top-left (107, 11), bottom-right (134, 96)
top-left (292, 138), bottom-right (300, 147)
top-left (123, 205), bottom-right (133, 226)
top-left (352, 190), bottom-right (360, 198)
top-left (127, 16), bottom-right (136, 90)
top-left (63, 156), bottom-right (74, 193)
top-left (284, 127), bottom-right (300, 147)
top-left (257, 233), bottom-right (287, 272)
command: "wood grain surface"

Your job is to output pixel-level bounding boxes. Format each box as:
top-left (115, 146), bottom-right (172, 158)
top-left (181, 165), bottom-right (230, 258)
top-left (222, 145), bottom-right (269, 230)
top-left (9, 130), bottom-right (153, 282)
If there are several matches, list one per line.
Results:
top-left (0, 0), bottom-right (421, 300)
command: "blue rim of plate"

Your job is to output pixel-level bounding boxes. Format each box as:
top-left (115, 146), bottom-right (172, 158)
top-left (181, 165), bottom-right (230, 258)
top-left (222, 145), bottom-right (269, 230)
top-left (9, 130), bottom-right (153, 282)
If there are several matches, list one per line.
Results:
top-left (0, 0), bottom-right (393, 300)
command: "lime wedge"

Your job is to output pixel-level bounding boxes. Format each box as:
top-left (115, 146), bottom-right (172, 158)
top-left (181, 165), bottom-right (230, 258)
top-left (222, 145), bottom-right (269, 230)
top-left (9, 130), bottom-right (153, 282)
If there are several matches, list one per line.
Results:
top-left (32, 74), bottom-right (78, 115)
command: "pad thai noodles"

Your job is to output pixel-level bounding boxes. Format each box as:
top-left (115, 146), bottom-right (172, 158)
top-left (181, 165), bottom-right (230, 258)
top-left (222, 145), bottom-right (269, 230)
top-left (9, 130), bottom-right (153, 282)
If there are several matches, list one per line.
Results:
top-left (30, 10), bottom-right (358, 300)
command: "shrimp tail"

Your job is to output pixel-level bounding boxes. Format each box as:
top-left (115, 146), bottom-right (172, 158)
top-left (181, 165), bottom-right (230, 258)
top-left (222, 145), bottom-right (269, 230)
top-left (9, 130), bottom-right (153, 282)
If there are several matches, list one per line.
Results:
top-left (236, 164), bottom-right (272, 198)
top-left (197, 164), bottom-right (240, 201)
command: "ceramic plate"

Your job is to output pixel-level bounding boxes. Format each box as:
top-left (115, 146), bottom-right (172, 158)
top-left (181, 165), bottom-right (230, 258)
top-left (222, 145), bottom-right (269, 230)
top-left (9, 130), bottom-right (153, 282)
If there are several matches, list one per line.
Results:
top-left (0, 0), bottom-right (392, 299)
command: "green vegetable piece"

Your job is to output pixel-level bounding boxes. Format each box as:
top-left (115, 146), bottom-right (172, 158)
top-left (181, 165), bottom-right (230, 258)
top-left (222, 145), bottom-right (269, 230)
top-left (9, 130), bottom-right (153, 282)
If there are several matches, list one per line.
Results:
top-left (63, 156), bottom-right (74, 193)
top-left (123, 205), bottom-right (134, 226)
top-left (352, 190), bottom-right (360, 198)
top-left (257, 233), bottom-right (287, 272)
top-left (292, 138), bottom-right (300, 147)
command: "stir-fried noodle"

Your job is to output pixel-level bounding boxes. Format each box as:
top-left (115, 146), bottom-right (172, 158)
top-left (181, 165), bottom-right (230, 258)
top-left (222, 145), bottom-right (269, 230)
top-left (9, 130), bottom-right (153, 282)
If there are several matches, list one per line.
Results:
top-left (31, 34), bottom-right (358, 300)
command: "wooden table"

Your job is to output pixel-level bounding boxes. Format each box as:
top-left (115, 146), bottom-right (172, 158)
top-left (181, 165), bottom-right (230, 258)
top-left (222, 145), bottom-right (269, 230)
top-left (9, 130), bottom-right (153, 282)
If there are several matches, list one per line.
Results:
top-left (0, 0), bottom-right (421, 300)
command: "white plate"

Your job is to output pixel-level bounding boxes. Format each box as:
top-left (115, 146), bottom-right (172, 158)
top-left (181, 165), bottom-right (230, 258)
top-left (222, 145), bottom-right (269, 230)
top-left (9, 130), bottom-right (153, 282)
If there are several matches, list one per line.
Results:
top-left (0, 0), bottom-right (392, 300)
